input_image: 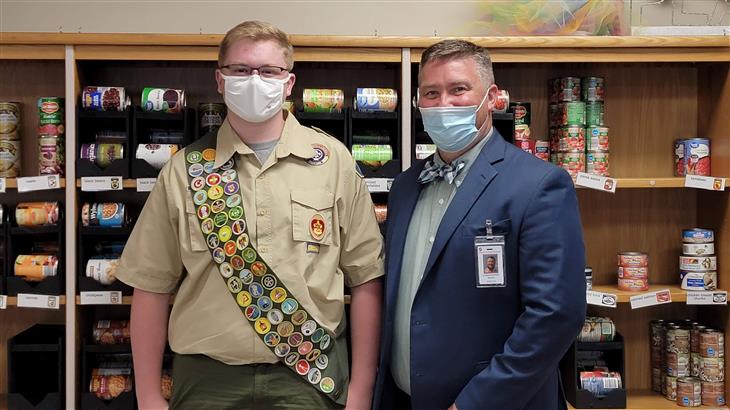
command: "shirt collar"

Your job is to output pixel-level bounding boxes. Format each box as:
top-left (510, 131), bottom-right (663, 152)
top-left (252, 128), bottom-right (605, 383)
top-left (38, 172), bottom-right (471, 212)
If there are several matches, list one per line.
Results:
top-left (214, 111), bottom-right (315, 168)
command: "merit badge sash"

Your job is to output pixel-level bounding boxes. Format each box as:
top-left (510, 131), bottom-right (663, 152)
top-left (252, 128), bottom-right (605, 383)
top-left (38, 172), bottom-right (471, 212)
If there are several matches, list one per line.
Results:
top-left (185, 138), bottom-right (347, 404)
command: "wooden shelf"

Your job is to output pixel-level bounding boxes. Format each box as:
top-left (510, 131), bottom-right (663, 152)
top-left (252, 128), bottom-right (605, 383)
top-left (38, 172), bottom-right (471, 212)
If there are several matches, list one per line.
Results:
top-left (74, 179), bottom-right (141, 189)
top-left (5, 296), bottom-right (67, 306)
top-left (568, 390), bottom-right (729, 409)
top-left (2, 178), bottom-right (67, 189)
top-left (578, 177), bottom-right (730, 189)
top-left (0, 44), bottom-right (65, 60)
top-left (590, 284), bottom-right (696, 303)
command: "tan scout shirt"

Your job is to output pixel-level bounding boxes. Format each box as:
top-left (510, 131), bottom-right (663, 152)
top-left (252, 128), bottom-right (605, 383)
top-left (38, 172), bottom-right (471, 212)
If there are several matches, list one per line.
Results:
top-left (116, 112), bottom-right (384, 365)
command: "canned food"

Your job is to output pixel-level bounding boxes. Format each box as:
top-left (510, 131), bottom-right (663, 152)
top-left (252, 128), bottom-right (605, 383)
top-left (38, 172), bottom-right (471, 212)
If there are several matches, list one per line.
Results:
top-left (677, 377), bottom-right (702, 407)
top-left (684, 138), bottom-right (711, 176)
top-left (585, 102), bottom-right (604, 126)
top-left (667, 352), bottom-right (691, 377)
top-left (550, 77), bottom-right (581, 103)
top-left (577, 317), bottom-right (615, 342)
top-left (618, 266), bottom-right (648, 279)
top-left (81, 203), bottom-right (126, 228)
top-left (691, 325), bottom-right (707, 353)
top-left (514, 124), bottom-right (531, 140)
top-left (0, 139), bottom-right (21, 177)
top-left (699, 330), bottom-right (724, 358)
top-left (586, 127), bottom-right (609, 152)
top-left (37, 97), bottom-right (64, 135)
top-left (86, 258), bottom-right (119, 285)
top-left (699, 357), bottom-right (724, 382)
top-left (679, 256), bottom-right (717, 271)
top-left (618, 252), bottom-right (648, 267)
top-left (651, 320), bottom-right (666, 348)
top-left (136, 144), bottom-right (180, 170)
top-left (534, 140), bottom-right (549, 161)
top-left (558, 151), bottom-right (585, 173)
top-left (585, 267), bottom-right (593, 290)
top-left (652, 347), bottom-right (663, 370)
top-left (579, 371), bottom-right (622, 397)
top-left (667, 326), bottom-right (691, 354)
top-left (90, 373), bottom-right (133, 400)
top-left (682, 242), bottom-right (715, 256)
top-left (141, 87), bottom-right (185, 113)
top-left (682, 229), bottom-right (714, 244)
top-left (558, 102), bottom-right (586, 126)
top-left (586, 152), bottom-right (610, 177)
top-left (15, 202), bottom-right (59, 226)
top-left (199, 103), bottom-right (226, 136)
top-left (302, 89), bottom-right (344, 113)
top-left (692, 352), bottom-right (702, 377)
top-left (680, 271), bottom-right (717, 291)
top-left (558, 126), bottom-right (585, 151)
top-left (39, 135), bottom-right (65, 176)
top-left (666, 374), bottom-right (678, 400)
top-left (14, 255), bottom-right (58, 282)
top-left (514, 139), bottom-right (535, 154)
top-left (617, 278), bottom-right (649, 291)
top-left (582, 77), bottom-right (605, 102)
top-left (509, 102), bottom-right (530, 125)
top-left (93, 320), bottom-right (130, 344)
top-left (0, 102), bottom-right (21, 134)
top-left (701, 381), bottom-right (726, 406)
top-left (415, 144), bottom-right (437, 160)
top-left (493, 89), bottom-right (509, 113)
top-left (373, 204), bottom-right (387, 224)
top-left (80, 143), bottom-right (124, 168)
top-left (652, 368), bottom-right (662, 392)
top-left (548, 104), bottom-right (559, 128)
top-left (82, 86), bottom-right (130, 111)
top-left (674, 139), bottom-right (686, 177)
top-left (354, 88), bottom-right (398, 112)
top-left (351, 145), bottom-right (393, 167)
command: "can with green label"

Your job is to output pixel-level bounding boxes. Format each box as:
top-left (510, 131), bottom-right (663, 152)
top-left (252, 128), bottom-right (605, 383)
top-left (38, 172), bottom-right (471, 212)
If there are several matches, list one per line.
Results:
top-left (37, 97), bottom-right (65, 135)
top-left (141, 88), bottom-right (185, 113)
top-left (558, 102), bottom-right (585, 126)
top-left (351, 144), bottom-right (392, 167)
top-left (586, 102), bottom-right (604, 126)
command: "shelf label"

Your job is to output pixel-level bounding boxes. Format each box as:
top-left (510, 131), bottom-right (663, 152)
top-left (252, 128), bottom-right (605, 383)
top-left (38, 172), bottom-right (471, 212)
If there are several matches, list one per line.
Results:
top-left (684, 175), bottom-right (726, 191)
top-left (81, 176), bottom-right (123, 192)
top-left (586, 290), bottom-right (617, 308)
top-left (0, 295), bottom-right (6, 309)
top-left (17, 293), bottom-right (60, 309)
top-left (80, 291), bottom-right (122, 305)
top-left (365, 178), bottom-right (393, 193)
top-left (630, 289), bottom-right (672, 309)
top-left (576, 172), bottom-right (617, 193)
top-left (686, 291), bottom-right (727, 306)
top-left (136, 178), bottom-right (157, 192)
top-left (17, 175), bottom-right (61, 193)
top-left (0, 177), bottom-right (5, 193)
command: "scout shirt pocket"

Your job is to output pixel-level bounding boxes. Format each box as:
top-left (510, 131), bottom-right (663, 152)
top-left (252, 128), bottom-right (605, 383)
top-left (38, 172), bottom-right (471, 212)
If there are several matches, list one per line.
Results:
top-left (291, 189), bottom-right (335, 246)
top-left (185, 196), bottom-right (208, 252)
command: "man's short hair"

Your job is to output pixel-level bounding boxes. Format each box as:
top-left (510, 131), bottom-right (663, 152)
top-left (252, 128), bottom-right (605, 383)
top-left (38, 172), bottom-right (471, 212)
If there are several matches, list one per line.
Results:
top-left (419, 39), bottom-right (494, 86)
top-left (218, 20), bottom-right (294, 70)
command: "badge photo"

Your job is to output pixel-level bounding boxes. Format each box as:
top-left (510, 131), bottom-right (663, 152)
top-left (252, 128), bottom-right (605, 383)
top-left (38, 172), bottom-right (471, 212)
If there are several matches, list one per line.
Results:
top-left (475, 237), bottom-right (507, 288)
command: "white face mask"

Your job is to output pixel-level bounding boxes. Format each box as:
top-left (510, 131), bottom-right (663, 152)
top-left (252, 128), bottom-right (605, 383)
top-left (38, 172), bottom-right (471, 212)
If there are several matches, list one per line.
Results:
top-left (221, 73), bottom-right (290, 123)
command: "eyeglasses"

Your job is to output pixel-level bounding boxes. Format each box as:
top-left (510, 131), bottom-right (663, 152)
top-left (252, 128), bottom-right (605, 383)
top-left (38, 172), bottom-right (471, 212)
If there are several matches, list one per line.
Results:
top-left (219, 64), bottom-right (289, 78)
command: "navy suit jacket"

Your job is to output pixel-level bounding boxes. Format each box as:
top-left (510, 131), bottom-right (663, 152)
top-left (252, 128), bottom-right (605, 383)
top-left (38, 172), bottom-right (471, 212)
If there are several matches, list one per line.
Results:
top-left (374, 132), bottom-right (586, 410)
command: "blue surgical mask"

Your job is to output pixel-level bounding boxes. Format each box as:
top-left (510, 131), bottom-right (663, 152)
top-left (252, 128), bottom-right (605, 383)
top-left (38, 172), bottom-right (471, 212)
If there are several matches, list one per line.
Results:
top-left (419, 92), bottom-right (488, 153)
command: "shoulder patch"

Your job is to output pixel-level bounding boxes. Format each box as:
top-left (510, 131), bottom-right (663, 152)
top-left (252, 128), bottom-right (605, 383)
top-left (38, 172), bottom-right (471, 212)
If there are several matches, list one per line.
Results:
top-left (307, 143), bottom-right (330, 166)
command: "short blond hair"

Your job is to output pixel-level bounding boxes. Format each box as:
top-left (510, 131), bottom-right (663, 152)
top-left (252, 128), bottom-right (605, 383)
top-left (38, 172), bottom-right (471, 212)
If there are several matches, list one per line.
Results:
top-left (218, 21), bottom-right (294, 70)
top-left (419, 39), bottom-right (494, 86)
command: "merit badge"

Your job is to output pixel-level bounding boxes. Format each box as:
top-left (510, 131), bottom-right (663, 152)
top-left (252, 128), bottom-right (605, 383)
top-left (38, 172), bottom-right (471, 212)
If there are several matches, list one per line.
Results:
top-left (226, 194), bottom-right (242, 208)
top-left (288, 332), bottom-right (304, 347)
top-left (240, 269), bottom-right (254, 285)
top-left (203, 161), bottom-right (216, 174)
top-left (212, 247), bottom-right (225, 263)
top-left (251, 261), bottom-right (267, 276)
top-left (320, 334), bottom-right (331, 351)
top-left (271, 287), bottom-right (287, 303)
top-left (201, 218), bottom-right (215, 235)
top-left (211, 199), bottom-right (226, 214)
top-left (249, 283), bottom-right (264, 298)
top-left (206, 173), bottom-right (222, 187)
top-left (274, 343), bottom-right (290, 358)
top-left (308, 368), bottom-right (322, 385)
top-left (188, 163), bottom-right (204, 177)
top-left (191, 176), bottom-right (206, 191)
top-left (242, 248), bottom-right (257, 263)
top-left (255, 318), bottom-right (271, 334)
top-left (244, 305), bottom-right (261, 321)
top-left (214, 213), bottom-right (229, 228)
top-left (218, 226), bottom-right (232, 243)
top-left (206, 233), bottom-right (220, 249)
top-left (285, 353), bottom-right (300, 367)
top-left (311, 328), bottom-right (325, 344)
top-left (202, 148), bottom-right (217, 162)
top-left (193, 190), bottom-right (208, 206)
top-left (224, 181), bottom-right (239, 195)
top-left (264, 332), bottom-right (281, 347)
top-left (296, 360), bottom-right (310, 376)
top-left (261, 274), bottom-right (277, 290)
top-left (186, 151), bottom-right (202, 164)
top-left (228, 206), bottom-right (243, 220)
top-left (232, 219), bottom-right (246, 236)
top-left (281, 298), bottom-right (298, 315)
top-left (208, 185), bottom-right (224, 200)
top-left (267, 309), bottom-right (284, 325)
top-left (257, 296), bottom-right (273, 312)
top-left (315, 354), bottom-right (329, 370)
top-left (197, 204), bottom-right (211, 219)
top-left (277, 322), bottom-right (294, 337)
top-left (298, 341), bottom-right (314, 356)
top-left (226, 276), bottom-right (243, 294)
top-left (230, 255), bottom-right (245, 271)
top-left (310, 214), bottom-right (326, 241)
top-left (220, 158), bottom-right (235, 171)
top-left (307, 143), bottom-right (330, 166)
top-left (320, 377), bottom-right (335, 394)
top-left (301, 320), bottom-right (317, 336)
top-left (224, 240), bottom-right (237, 257)
top-left (219, 262), bottom-right (233, 278)
top-left (236, 291), bottom-right (252, 307)
top-left (291, 310), bottom-right (308, 326)
top-left (306, 349), bottom-right (321, 363)
top-left (221, 169), bottom-right (237, 183)
top-left (236, 234), bottom-right (250, 250)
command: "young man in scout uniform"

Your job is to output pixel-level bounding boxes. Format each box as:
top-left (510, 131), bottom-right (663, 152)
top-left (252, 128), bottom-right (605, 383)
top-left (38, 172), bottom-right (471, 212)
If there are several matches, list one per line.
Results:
top-left (116, 21), bottom-right (384, 409)
top-left (374, 40), bottom-right (586, 410)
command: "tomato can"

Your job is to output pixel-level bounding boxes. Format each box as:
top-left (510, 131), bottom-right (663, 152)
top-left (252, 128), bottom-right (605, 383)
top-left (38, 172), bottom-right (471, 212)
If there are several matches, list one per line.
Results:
top-left (534, 140), bottom-right (549, 161)
top-left (674, 139), bottom-right (686, 177)
top-left (701, 381), bottom-right (726, 406)
top-left (81, 202), bottom-right (126, 228)
top-left (514, 139), bottom-right (536, 154)
top-left (93, 320), bottom-right (130, 344)
top-left (141, 87), bottom-right (185, 113)
top-left (0, 102), bottom-right (21, 134)
top-left (303, 89), bottom-right (344, 113)
top-left (558, 126), bottom-right (585, 151)
top-left (550, 77), bottom-right (581, 103)
top-left (14, 255), bottom-right (58, 281)
top-left (557, 151), bottom-right (585, 180)
top-left (37, 97), bottom-right (64, 135)
top-left (15, 202), bottom-right (59, 226)
top-left (684, 138), bottom-right (710, 176)
top-left (548, 104), bottom-right (560, 128)
top-left (514, 124), bottom-right (531, 141)
top-left (676, 377), bottom-right (702, 407)
top-left (82, 86), bottom-right (130, 111)
top-left (0, 139), bottom-right (21, 177)
top-left (39, 135), bottom-right (65, 176)
top-left (509, 102), bottom-right (530, 125)
top-left (354, 88), bottom-right (398, 112)
top-left (582, 77), bottom-right (605, 102)
top-left (493, 89), bottom-right (509, 113)
top-left (586, 152), bottom-right (610, 177)
top-left (586, 126), bottom-right (609, 152)
top-left (699, 329), bottom-right (724, 358)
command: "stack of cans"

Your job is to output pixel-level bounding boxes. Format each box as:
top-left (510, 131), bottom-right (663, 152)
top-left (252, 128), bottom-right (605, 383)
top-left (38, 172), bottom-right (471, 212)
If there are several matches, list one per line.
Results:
top-left (0, 102), bottom-right (21, 177)
top-left (680, 228), bottom-right (717, 291)
top-left (698, 328), bottom-right (725, 406)
top-left (548, 77), bottom-right (609, 180)
top-left (617, 252), bottom-right (649, 291)
top-left (510, 102), bottom-right (548, 161)
top-left (38, 97), bottom-right (65, 176)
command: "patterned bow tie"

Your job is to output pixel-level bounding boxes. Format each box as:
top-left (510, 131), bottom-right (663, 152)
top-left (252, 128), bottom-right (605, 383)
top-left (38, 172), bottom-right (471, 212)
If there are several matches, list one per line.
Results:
top-left (418, 160), bottom-right (466, 185)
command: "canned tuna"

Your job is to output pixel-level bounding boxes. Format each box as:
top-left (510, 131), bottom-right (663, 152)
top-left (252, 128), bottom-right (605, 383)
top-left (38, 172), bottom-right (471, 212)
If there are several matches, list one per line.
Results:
top-left (682, 229), bottom-right (714, 244)
top-left (617, 278), bottom-right (649, 291)
top-left (680, 271), bottom-right (717, 291)
top-left (86, 258), bottom-right (119, 285)
top-left (679, 256), bottom-right (717, 271)
top-left (682, 242), bottom-right (714, 256)
top-left (618, 252), bottom-right (649, 267)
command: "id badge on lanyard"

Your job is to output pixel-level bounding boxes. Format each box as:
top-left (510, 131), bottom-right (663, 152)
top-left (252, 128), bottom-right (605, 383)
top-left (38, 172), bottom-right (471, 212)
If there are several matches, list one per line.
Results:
top-left (474, 219), bottom-right (506, 288)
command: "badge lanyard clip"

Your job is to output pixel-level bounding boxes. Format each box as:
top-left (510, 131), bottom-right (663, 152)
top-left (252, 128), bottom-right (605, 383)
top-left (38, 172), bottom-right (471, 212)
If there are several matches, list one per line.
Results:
top-left (474, 218), bottom-right (506, 288)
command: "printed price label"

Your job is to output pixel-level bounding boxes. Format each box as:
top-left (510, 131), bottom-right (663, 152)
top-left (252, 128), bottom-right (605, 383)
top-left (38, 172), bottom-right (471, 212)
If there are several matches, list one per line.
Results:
top-left (686, 291), bottom-right (728, 305)
top-left (136, 178), bottom-right (156, 192)
top-left (365, 178), bottom-right (393, 193)
top-left (576, 172), bottom-right (617, 193)
top-left (80, 291), bottom-right (123, 305)
top-left (17, 175), bottom-right (61, 193)
top-left (684, 175), bottom-right (726, 191)
top-left (17, 293), bottom-right (60, 309)
top-left (0, 295), bottom-right (7, 309)
top-left (586, 290), bottom-right (617, 308)
top-left (81, 176), bottom-right (124, 192)
top-left (0, 177), bottom-right (6, 193)
top-left (630, 289), bottom-right (672, 309)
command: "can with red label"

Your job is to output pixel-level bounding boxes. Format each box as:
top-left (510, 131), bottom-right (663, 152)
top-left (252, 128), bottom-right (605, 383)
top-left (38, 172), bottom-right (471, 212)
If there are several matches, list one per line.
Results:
top-left (37, 97), bottom-right (65, 135)
top-left (677, 377), bottom-right (702, 407)
top-left (514, 124), bottom-right (531, 141)
top-left (534, 140), bottom-right (549, 161)
top-left (557, 152), bottom-right (585, 181)
top-left (550, 77), bottom-right (581, 103)
top-left (582, 77), bottom-right (605, 102)
top-left (39, 135), bottom-right (65, 176)
top-left (82, 86), bottom-right (130, 111)
top-left (618, 252), bottom-right (649, 267)
top-left (587, 126), bottom-right (609, 152)
top-left (509, 102), bottom-right (530, 125)
top-left (674, 139), bottom-right (686, 177)
top-left (684, 138), bottom-right (711, 176)
top-left (586, 152), bottom-right (610, 177)
top-left (493, 89), bottom-right (509, 113)
top-left (558, 126), bottom-right (585, 151)
top-left (701, 381), bottom-right (726, 406)
top-left (514, 139), bottom-right (535, 154)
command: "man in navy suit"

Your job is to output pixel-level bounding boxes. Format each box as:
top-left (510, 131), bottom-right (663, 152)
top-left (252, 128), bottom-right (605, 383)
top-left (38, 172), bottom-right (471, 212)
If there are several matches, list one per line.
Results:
top-left (374, 40), bottom-right (586, 410)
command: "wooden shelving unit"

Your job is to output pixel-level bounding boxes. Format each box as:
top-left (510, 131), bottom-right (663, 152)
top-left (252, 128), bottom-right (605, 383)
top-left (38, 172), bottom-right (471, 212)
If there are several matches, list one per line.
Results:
top-left (1, 33), bottom-right (728, 409)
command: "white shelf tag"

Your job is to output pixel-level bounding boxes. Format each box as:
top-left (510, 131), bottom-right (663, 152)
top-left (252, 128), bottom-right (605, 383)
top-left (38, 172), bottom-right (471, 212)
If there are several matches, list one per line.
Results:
top-left (17, 175), bottom-right (61, 193)
top-left (686, 291), bottom-right (727, 306)
top-left (586, 290), bottom-right (617, 308)
top-left (80, 291), bottom-right (123, 305)
top-left (17, 293), bottom-right (60, 309)
top-left (684, 175), bottom-right (726, 191)
top-left (136, 178), bottom-right (156, 192)
top-left (81, 176), bottom-right (123, 192)
top-left (0, 177), bottom-right (6, 193)
top-left (365, 178), bottom-right (393, 193)
top-left (0, 295), bottom-right (7, 309)
top-left (576, 172), bottom-right (617, 193)
top-left (630, 289), bottom-right (672, 309)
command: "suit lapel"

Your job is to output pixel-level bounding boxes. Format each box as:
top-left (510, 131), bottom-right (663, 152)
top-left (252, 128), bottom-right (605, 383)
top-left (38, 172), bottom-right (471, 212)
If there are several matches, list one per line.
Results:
top-left (421, 134), bottom-right (507, 281)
